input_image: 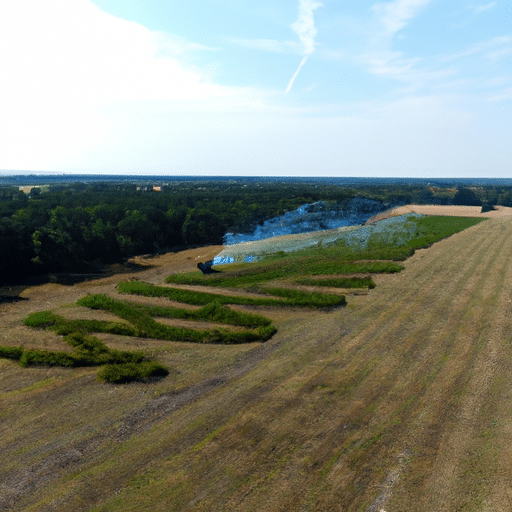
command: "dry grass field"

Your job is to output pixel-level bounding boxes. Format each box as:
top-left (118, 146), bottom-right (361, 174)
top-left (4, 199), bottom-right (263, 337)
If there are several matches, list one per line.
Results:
top-left (2, 212), bottom-right (512, 510)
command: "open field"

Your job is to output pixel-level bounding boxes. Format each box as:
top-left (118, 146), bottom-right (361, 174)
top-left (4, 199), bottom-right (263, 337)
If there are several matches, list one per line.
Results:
top-left (2, 211), bottom-right (512, 510)
top-left (366, 204), bottom-right (512, 223)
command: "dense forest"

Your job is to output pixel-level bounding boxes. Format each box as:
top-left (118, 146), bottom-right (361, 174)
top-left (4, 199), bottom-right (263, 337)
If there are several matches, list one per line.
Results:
top-left (0, 179), bottom-right (508, 285)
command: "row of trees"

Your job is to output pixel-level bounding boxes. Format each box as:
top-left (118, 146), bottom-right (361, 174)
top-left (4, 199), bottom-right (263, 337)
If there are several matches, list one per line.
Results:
top-left (0, 180), bottom-right (506, 285)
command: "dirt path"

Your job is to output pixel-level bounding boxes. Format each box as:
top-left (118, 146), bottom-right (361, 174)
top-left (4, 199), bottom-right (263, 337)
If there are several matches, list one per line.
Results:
top-left (2, 218), bottom-right (512, 510)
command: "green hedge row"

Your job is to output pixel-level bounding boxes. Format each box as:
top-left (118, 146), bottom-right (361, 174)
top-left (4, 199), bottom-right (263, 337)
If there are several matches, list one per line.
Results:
top-left (77, 294), bottom-right (276, 344)
top-left (119, 280), bottom-right (345, 309)
top-left (6, 312), bottom-right (168, 383)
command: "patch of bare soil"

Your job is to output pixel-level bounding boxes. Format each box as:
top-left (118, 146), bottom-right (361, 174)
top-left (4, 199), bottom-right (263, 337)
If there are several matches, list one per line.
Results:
top-left (366, 203), bottom-right (512, 223)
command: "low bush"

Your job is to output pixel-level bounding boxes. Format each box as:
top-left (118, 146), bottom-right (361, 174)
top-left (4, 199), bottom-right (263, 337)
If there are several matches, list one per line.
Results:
top-left (97, 361), bottom-right (169, 384)
top-left (118, 281), bottom-right (288, 307)
top-left (0, 346), bottom-right (24, 360)
top-left (252, 287), bottom-right (346, 308)
top-left (23, 311), bottom-right (58, 328)
top-left (19, 349), bottom-right (78, 368)
top-left (127, 299), bottom-right (271, 327)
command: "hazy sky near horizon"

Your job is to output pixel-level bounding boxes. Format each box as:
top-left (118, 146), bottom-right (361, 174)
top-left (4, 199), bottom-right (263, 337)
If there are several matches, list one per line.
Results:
top-left (0, 0), bottom-right (511, 177)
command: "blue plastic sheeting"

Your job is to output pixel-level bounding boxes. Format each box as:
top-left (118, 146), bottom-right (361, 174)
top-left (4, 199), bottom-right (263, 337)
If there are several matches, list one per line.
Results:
top-left (223, 198), bottom-right (386, 246)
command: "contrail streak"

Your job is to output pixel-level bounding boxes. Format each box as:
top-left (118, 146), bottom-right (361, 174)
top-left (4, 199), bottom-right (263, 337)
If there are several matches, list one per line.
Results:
top-left (285, 0), bottom-right (322, 93)
top-left (285, 56), bottom-right (308, 93)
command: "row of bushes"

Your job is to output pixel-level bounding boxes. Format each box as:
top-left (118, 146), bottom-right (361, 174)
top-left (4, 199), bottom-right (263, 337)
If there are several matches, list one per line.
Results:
top-left (81, 293), bottom-right (272, 327)
top-left (77, 294), bottom-right (277, 344)
top-left (295, 276), bottom-right (376, 289)
top-left (119, 280), bottom-right (346, 309)
top-left (4, 288), bottom-right (280, 383)
top-left (0, 325), bottom-right (168, 383)
top-left (164, 258), bottom-right (402, 290)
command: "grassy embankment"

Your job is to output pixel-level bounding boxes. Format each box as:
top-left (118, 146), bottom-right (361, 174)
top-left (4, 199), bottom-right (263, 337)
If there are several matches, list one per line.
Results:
top-left (1, 215), bottom-right (484, 385)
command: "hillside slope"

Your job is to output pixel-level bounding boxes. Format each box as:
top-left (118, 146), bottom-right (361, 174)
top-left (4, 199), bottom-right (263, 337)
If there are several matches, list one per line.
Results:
top-left (2, 217), bottom-right (512, 510)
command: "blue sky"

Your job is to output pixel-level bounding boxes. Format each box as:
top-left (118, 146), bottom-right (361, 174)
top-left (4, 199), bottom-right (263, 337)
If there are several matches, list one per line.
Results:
top-left (0, 0), bottom-right (511, 177)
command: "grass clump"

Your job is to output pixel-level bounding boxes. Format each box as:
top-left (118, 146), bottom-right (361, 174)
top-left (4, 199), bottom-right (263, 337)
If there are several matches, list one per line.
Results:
top-left (251, 287), bottom-right (346, 308)
top-left (0, 345), bottom-right (24, 360)
top-left (97, 361), bottom-right (169, 384)
top-left (23, 311), bottom-right (58, 328)
top-left (19, 349), bottom-right (78, 368)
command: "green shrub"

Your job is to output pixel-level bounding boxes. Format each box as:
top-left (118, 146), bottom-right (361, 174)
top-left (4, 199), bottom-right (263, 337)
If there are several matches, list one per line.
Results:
top-left (0, 346), bottom-right (24, 360)
top-left (97, 361), bottom-right (169, 384)
top-left (296, 277), bottom-right (376, 289)
top-left (253, 287), bottom-right (346, 308)
top-left (117, 281), bottom-right (286, 307)
top-left (77, 294), bottom-right (275, 344)
top-left (23, 311), bottom-right (58, 328)
top-left (19, 349), bottom-right (77, 367)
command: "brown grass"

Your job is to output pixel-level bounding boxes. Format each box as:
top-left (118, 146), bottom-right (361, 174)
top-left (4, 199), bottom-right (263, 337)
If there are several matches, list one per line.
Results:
top-left (2, 214), bottom-right (512, 510)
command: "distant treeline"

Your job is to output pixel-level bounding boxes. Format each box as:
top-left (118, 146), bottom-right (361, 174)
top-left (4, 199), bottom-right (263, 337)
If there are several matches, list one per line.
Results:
top-left (0, 180), bottom-right (506, 285)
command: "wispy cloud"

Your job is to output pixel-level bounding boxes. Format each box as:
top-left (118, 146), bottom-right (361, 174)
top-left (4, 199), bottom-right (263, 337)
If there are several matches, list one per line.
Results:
top-left (228, 37), bottom-right (300, 54)
top-left (439, 36), bottom-right (512, 62)
top-left (371, 0), bottom-right (432, 40)
top-left (355, 0), bottom-right (434, 87)
top-left (153, 33), bottom-right (217, 57)
top-left (285, 0), bottom-right (323, 93)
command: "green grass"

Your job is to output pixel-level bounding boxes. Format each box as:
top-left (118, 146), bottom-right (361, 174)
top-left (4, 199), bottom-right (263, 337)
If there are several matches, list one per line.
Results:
top-left (296, 276), bottom-right (376, 289)
top-left (405, 216), bottom-right (486, 249)
top-left (164, 216), bottom-right (484, 297)
top-left (11, 310), bottom-right (160, 383)
top-left (97, 362), bottom-right (169, 384)
top-left (77, 294), bottom-right (277, 343)
top-left (96, 297), bottom-right (272, 328)
top-left (5, 215), bottom-right (484, 385)
top-left (118, 281), bottom-right (345, 308)
top-left (4, 291), bottom-right (279, 382)
top-left (164, 258), bottom-right (402, 289)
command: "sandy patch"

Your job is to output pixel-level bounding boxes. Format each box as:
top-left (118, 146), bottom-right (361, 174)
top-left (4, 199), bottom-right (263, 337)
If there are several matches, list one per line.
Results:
top-left (366, 204), bottom-right (512, 224)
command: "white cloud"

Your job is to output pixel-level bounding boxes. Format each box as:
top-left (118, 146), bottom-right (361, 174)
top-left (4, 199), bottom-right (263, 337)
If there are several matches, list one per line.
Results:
top-left (286, 0), bottom-right (323, 93)
top-left (0, 0), bottom-right (273, 170)
top-left (291, 0), bottom-right (323, 56)
top-left (371, 0), bottom-right (432, 40)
